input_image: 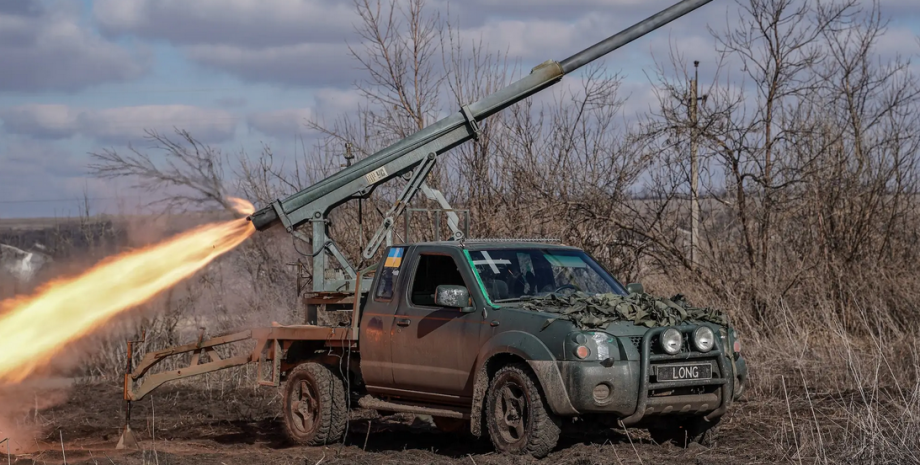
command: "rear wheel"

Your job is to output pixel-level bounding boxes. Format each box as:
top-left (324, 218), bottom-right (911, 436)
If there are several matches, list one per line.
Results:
top-left (649, 417), bottom-right (719, 447)
top-left (485, 363), bottom-right (561, 458)
top-left (282, 363), bottom-right (347, 446)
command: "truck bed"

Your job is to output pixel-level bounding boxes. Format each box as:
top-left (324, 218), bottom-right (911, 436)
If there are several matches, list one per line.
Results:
top-left (125, 323), bottom-right (358, 401)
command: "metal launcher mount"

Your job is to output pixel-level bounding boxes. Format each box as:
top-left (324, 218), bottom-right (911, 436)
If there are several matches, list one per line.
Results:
top-left (246, 0), bottom-right (716, 298)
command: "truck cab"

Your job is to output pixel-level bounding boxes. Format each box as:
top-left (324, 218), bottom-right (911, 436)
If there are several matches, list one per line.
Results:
top-left (348, 241), bottom-right (747, 456)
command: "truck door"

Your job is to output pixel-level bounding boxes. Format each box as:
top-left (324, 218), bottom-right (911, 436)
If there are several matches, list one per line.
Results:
top-left (357, 246), bottom-right (408, 390)
top-left (389, 247), bottom-right (484, 400)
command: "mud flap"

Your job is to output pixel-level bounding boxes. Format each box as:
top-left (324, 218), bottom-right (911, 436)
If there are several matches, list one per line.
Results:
top-left (470, 363), bottom-right (489, 437)
top-left (527, 360), bottom-right (578, 416)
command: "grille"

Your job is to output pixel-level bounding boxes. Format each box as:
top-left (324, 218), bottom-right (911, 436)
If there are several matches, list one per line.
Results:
top-left (630, 336), bottom-right (642, 349)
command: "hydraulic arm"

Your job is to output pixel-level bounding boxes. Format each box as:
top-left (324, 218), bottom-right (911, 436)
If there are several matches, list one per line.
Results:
top-left (247, 0), bottom-right (714, 293)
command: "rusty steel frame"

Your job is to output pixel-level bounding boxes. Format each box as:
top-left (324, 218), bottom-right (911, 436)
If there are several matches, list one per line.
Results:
top-left (124, 267), bottom-right (371, 402)
top-left (124, 325), bottom-right (359, 401)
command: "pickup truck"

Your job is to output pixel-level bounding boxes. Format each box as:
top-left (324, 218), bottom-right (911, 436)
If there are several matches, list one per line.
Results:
top-left (125, 240), bottom-right (748, 458)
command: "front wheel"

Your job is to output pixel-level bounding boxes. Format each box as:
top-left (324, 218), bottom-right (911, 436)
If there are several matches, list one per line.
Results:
top-left (281, 363), bottom-right (347, 446)
top-left (649, 416), bottom-right (720, 447)
top-left (485, 363), bottom-right (561, 458)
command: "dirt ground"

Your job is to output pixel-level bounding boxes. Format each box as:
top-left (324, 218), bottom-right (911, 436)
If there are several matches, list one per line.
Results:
top-left (0, 380), bottom-right (813, 465)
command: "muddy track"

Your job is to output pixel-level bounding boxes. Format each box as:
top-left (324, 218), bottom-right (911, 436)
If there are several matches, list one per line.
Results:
top-left (3, 382), bottom-right (796, 465)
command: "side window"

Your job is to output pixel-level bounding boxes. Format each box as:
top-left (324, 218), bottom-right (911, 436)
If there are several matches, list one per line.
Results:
top-left (374, 247), bottom-right (405, 301)
top-left (410, 254), bottom-right (467, 307)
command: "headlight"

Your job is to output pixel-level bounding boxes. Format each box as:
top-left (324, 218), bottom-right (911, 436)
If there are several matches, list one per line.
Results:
top-left (569, 331), bottom-right (615, 361)
top-left (660, 328), bottom-right (682, 355)
top-left (692, 326), bottom-right (715, 352)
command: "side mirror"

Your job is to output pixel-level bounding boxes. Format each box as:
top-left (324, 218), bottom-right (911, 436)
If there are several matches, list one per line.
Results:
top-left (626, 282), bottom-right (644, 294)
top-left (435, 285), bottom-right (475, 313)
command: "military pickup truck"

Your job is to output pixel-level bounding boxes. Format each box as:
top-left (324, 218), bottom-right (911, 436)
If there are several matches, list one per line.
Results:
top-left (122, 1), bottom-right (741, 456)
top-left (125, 240), bottom-right (747, 457)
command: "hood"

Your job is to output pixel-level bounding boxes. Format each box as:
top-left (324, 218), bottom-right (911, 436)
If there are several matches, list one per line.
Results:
top-left (518, 291), bottom-right (727, 331)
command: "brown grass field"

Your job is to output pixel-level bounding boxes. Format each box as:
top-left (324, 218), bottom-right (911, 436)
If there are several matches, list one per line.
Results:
top-left (1, 213), bottom-right (918, 465)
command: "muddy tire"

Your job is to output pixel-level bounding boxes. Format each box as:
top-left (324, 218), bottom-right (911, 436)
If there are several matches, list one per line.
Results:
top-left (649, 417), bottom-right (719, 447)
top-left (281, 363), bottom-right (347, 446)
top-left (485, 363), bottom-right (561, 458)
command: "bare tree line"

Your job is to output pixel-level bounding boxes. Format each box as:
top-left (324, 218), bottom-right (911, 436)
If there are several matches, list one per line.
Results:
top-left (87, 0), bottom-right (919, 340)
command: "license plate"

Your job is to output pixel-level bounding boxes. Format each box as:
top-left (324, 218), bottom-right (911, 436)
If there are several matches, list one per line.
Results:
top-left (656, 363), bottom-right (712, 381)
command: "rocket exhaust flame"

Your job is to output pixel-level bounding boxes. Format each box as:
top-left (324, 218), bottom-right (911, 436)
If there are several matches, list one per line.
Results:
top-left (0, 198), bottom-right (256, 383)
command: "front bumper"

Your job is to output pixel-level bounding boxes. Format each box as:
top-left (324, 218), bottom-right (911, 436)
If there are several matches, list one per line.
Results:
top-left (549, 325), bottom-right (743, 424)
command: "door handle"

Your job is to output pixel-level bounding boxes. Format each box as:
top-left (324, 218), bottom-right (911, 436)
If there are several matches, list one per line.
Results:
top-left (396, 318), bottom-right (411, 327)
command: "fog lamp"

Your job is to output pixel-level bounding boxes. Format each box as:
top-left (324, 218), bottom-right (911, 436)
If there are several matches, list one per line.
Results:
top-left (593, 383), bottom-right (611, 402)
top-left (692, 326), bottom-right (715, 352)
top-left (660, 328), bottom-right (682, 355)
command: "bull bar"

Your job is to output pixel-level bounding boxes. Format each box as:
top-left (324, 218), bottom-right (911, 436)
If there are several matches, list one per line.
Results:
top-left (619, 325), bottom-right (734, 426)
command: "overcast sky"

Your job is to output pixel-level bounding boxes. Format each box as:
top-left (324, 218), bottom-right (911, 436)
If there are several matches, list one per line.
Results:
top-left (1, 0), bottom-right (918, 218)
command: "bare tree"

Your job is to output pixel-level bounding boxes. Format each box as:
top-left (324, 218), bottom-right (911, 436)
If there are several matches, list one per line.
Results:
top-left (90, 129), bottom-right (237, 213)
top-left (630, 0), bottom-right (920, 330)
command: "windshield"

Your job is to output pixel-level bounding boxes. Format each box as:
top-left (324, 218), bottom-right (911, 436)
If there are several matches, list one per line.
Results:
top-left (467, 248), bottom-right (626, 303)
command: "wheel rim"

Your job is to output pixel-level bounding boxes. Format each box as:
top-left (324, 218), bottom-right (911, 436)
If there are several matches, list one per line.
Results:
top-left (493, 380), bottom-right (529, 444)
top-left (290, 379), bottom-right (319, 434)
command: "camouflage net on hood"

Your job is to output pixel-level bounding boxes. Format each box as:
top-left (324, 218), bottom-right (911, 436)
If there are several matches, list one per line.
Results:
top-left (520, 291), bottom-right (727, 330)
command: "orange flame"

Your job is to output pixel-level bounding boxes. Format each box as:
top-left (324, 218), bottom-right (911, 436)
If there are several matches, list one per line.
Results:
top-left (0, 198), bottom-right (256, 383)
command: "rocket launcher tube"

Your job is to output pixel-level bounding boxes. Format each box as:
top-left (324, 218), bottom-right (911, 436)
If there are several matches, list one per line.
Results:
top-left (249, 0), bottom-right (714, 232)
top-left (559, 0), bottom-right (713, 73)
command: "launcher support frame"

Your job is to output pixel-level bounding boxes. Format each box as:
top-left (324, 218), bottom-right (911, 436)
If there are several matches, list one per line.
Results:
top-left (246, 0), bottom-right (716, 294)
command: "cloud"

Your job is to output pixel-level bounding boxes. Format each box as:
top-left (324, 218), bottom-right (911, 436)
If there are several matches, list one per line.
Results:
top-left (248, 108), bottom-right (314, 138)
top-left (442, 0), bottom-right (671, 28)
top-left (94, 0), bottom-right (354, 47)
top-left (215, 97), bottom-right (248, 108)
top-left (93, 0), bottom-right (362, 86)
top-left (0, 105), bottom-right (81, 140)
top-left (83, 106), bottom-right (238, 143)
top-left (246, 87), bottom-right (366, 138)
top-left (89, 0), bottom-right (726, 88)
top-left (0, 139), bottom-right (128, 218)
top-left (93, 0), bottom-right (367, 86)
top-left (0, 0), bottom-right (149, 92)
top-left (0, 1), bottom-right (42, 16)
top-left (186, 42), bottom-right (358, 87)
top-left (0, 105), bottom-right (238, 144)
top-left (1, 139), bottom-right (85, 181)
top-left (460, 18), bottom-right (593, 62)
top-left (313, 87), bottom-right (365, 115)
top-left (871, 26), bottom-right (920, 61)
top-left (451, 0), bottom-right (728, 66)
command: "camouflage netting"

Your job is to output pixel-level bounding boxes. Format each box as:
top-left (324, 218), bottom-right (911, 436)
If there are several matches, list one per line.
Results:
top-left (522, 291), bottom-right (728, 330)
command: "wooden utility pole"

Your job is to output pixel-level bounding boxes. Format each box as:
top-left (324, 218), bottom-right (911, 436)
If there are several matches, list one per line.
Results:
top-left (689, 61), bottom-right (701, 270)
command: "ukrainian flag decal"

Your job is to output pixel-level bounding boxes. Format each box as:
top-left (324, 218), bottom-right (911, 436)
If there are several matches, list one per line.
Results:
top-left (384, 247), bottom-right (404, 268)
